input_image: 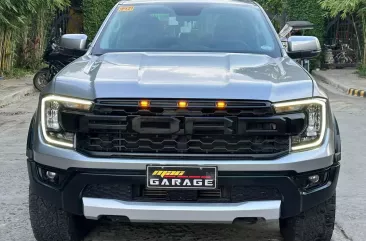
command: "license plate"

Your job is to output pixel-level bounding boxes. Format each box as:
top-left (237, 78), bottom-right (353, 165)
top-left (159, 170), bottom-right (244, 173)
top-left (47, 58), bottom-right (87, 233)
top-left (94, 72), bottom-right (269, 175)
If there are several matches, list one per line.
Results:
top-left (147, 166), bottom-right (217, 189)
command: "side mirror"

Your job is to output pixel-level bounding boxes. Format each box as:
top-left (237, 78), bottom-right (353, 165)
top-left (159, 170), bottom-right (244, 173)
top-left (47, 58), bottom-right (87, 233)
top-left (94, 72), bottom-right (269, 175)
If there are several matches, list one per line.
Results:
top-left (60, 34), bottom-right (88, 50)
top-left (287, 36), bottom-right (321, 59)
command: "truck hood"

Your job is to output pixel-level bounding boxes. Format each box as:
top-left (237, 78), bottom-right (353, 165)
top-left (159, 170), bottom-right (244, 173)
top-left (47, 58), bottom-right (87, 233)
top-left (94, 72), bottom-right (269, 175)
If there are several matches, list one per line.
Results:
top-left (54, 52), bottom-right (313, 102)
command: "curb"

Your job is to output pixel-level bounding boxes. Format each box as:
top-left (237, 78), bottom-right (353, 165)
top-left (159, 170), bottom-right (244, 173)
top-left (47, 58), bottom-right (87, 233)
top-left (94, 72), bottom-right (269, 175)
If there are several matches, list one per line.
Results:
top-left (0, 86), bottom-right (36, 107)
top-left (348, 88), bottom-right (366, 98)
top-left (312, 71), bottom-right (366, 98)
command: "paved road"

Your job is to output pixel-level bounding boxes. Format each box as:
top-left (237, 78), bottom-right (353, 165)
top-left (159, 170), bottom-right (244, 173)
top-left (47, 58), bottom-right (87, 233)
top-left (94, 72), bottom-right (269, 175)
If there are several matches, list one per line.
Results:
top-left (0, 81), bottom-right (364, 241)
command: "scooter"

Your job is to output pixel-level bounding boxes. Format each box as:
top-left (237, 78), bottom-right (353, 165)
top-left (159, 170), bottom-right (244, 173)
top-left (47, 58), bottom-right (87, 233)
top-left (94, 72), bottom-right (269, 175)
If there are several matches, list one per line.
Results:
top-left (33, 35), bottom-right (86, 91)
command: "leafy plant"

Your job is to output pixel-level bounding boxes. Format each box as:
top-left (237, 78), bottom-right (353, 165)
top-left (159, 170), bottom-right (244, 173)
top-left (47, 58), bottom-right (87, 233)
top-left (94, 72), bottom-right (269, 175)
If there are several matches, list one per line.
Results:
top-left (3, 67), bottom-right (34, 79)
top-left (0, 0), bottom-right (69, 28)
top-left (256, 0), bottom-right (285, 31)
top-left (0, 0), bottom-right (70, 76)
top-left (284, 0), bottom-right (326, 69)
top-left (358, 65), bottom-right (366, 78)
top-left (83, 0), bottom-right (119, 40)
top-left (257, 0), bottom-right (284, 16)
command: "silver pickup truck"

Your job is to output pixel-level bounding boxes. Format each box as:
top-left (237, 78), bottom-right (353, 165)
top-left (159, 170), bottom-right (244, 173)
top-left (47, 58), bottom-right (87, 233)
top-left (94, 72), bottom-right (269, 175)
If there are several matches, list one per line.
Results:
top-left (27, 1), bottom-right (341, 241)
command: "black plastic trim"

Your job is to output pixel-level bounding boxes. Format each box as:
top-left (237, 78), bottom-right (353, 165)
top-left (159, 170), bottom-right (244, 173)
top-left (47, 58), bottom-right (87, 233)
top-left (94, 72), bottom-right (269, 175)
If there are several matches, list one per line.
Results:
top-left (76, 150), bottom-right (290, 160)
top-left (333, 116), bottom-right (341, 162)
top-left (28, 160), bottom-right (339, 219)
top-left (26, 115), bottom-right (36, 159)
top-left (76, 113), bottom-right (305, 136)
top-left (57, 99), bottom-right (308, 159)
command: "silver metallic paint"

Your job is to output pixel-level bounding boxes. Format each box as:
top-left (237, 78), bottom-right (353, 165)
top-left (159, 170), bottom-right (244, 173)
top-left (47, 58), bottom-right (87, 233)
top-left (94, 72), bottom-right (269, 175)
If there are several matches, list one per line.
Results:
top-left (60, 34), bottom-right (88, 50)
top-left (287, 36), bottom-right (321, 53)
top-left (32, 122), bottom-right (335, 173)
top-left (53, 53), bottom-right (314, 102)
top-left (33, 0), bottom-right (336, 175)
top-left (83, 198), bottom-right (281, 222)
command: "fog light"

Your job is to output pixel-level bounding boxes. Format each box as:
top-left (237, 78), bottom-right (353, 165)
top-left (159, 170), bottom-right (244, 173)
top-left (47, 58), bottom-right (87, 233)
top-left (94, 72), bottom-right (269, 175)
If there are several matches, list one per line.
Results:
top-left (308, 175), bottom-right (320, 184)
top-left (46, 171), bottom-right (57, 181)
top-left (37, 166), bottom-right (65, 186)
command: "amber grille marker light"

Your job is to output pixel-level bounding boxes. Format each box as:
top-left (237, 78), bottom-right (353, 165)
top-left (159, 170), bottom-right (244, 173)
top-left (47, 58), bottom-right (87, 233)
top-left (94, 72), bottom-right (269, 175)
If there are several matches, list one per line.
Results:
top-left (139, 100), bottom-right (150, 108)
top-left (216, 101), bottom-right (226, 109)
top-left (178, 101), bottom-right (188, 108)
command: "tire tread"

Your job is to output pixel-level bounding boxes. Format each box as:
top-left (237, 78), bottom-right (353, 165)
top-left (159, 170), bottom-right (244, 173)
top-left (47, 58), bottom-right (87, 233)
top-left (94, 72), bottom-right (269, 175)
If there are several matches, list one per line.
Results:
top-left (29, 187), bottom-right (91, 241)
top-left (280, 194), bottom-right (336, 241)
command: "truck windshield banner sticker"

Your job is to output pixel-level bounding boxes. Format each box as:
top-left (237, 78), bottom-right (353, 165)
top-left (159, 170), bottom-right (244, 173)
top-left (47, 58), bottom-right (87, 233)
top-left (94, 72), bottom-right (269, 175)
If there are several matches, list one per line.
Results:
top-left (118, 6), bottom-right (134, 12)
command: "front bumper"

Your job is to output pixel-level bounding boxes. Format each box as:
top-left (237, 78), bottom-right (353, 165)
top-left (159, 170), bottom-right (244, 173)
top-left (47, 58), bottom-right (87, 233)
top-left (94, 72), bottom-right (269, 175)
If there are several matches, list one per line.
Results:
top-left (28, 159), bottom-right (340, 222)
top-left (83, 198), bottom-right (281, 222)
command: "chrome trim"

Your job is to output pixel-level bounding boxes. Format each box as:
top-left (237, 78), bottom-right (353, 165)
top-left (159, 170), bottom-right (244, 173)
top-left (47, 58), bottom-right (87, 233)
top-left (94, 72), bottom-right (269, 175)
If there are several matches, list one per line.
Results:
top-left (83, 198), bottom-right (281, 223)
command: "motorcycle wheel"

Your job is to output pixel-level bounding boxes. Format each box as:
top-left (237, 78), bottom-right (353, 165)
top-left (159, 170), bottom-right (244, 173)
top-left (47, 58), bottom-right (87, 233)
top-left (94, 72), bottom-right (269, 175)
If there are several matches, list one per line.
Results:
top-left (33, 68), bottom-right (50, 92)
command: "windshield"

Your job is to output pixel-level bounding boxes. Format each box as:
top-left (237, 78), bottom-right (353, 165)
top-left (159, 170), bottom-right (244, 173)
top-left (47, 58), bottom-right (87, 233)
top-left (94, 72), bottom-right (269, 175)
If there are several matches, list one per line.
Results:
top-left (92, 2), bottom-right (281, 57)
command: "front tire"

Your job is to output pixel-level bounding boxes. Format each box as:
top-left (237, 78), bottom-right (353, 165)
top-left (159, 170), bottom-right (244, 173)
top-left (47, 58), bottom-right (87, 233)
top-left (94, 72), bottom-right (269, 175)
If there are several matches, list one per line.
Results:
top-left (29, 187), bottom-right (94, 241)
top-left (280, 194), bottom-right (336, 241)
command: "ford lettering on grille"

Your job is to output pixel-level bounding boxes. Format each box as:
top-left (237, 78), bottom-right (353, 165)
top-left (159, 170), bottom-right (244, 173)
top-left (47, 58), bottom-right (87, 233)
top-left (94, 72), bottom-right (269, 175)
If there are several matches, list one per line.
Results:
top-left (72, 99), bottom-right (302, 158)
top-left (131, 116), bottom-right (234, 135)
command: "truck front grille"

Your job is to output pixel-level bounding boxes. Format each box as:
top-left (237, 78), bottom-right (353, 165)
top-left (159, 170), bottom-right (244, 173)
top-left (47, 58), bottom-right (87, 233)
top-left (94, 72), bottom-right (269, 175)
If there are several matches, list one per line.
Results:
top-left (77, 133), bottom-right (289, 158)
top-left (68, 99), bottom-right (304, 159)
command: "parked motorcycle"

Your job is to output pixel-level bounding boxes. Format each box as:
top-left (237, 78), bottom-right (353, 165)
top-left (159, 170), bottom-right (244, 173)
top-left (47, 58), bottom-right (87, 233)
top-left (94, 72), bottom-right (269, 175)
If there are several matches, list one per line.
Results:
top-left (33, 35), bottom-right (86, 91)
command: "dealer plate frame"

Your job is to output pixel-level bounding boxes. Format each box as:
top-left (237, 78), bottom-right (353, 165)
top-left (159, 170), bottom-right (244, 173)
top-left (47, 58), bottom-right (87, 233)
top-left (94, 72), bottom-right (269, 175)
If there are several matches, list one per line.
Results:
top-left (146, 165), bottom-right (217, 190)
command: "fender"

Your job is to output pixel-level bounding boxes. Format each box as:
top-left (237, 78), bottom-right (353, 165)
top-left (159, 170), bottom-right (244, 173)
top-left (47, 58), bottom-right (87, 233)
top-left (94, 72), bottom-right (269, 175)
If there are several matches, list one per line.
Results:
top-left (333, 116), bottom-right (341, 162)
top-left (26, 111), bottom-right (37, 159)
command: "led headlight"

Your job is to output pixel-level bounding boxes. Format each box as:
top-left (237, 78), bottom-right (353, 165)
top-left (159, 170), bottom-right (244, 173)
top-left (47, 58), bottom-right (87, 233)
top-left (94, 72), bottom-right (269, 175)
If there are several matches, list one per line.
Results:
top-left (274, 99), bottom-right (327, 151)
top-left (41, 95), bottom-right (93, 148)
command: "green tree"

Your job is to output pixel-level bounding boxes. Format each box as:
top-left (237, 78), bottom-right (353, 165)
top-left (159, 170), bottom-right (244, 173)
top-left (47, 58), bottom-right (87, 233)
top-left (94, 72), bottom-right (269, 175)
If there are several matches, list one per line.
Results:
top-left (83, 0), bottom-right (118, 39)
top-left (284, 0), bottom-right (326, 69)
top-left (320, 0), bottom-right (366, 67)
top-left (256, 0), bottom-right (285, 30)
top-left (0, 0), bottom-right (69, 75)
top-left (257, 0), bottom-right (284, 15)
top-left (0, 0), bottom-right (69, 27)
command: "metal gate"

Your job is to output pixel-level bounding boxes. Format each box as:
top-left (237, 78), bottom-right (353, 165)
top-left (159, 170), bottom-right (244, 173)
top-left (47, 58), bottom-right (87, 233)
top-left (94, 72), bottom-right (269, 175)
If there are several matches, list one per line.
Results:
top-left (323, 14), bottom-right (362, 68)
top-left (49, 0), bottom-right (84, 41)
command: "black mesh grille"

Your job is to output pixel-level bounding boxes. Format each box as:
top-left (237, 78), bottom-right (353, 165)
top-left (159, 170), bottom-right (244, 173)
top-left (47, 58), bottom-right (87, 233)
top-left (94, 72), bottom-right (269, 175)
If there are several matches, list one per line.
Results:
top-left (73, 99), bottom-right (292, 159)
top-left (83, 184), bottom-right (132, 200)
top-left (77, 134), bottom-right (289, 156)
top-left (82, 184), bottom-right (281, 203)
top-left (231, 186), bottom-right (282, 202)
